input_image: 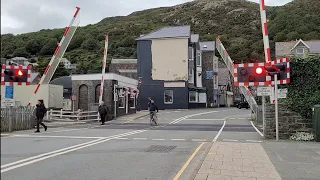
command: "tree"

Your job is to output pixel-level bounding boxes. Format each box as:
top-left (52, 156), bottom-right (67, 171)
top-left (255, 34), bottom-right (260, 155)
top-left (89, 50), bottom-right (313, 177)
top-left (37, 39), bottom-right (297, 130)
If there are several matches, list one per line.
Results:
top-left (81, 38), bottom-right (99, 51)
top-left (52, 63), bottom-right (70, 80)
top-left (26, 39), bottom-right (43, 55)
top-left (39, 38), bottom-right (58, 56)
top-left (13, 47), bottom-right (29, 57)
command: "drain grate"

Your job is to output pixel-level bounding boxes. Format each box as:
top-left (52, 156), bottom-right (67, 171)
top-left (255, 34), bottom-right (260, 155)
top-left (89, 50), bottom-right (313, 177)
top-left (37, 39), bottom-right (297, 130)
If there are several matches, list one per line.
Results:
top-left (143, 145), bottom-right (177, 153)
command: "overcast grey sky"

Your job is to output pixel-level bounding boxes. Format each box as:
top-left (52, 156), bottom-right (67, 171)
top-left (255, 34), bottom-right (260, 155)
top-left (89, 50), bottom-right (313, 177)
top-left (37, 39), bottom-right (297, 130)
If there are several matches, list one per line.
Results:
top-left (1, 0), bottom-right (293, 35)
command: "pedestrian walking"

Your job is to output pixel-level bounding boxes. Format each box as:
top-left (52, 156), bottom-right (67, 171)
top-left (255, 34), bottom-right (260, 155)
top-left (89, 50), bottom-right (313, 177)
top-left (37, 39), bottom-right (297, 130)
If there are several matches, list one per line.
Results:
top-left (35, 99), bottom-right (48, 133)
top-left (98, 101), bottom-right (108, 125)
top-left (149, 100), bottom-right (159, 125)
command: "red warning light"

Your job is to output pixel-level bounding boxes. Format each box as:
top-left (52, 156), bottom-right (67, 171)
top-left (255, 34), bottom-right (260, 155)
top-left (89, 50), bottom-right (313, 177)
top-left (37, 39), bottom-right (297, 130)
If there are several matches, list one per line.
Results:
top-left (17, 70), bottom-right (23, 76)
top-left (255, 67), bottom-right (263, 75)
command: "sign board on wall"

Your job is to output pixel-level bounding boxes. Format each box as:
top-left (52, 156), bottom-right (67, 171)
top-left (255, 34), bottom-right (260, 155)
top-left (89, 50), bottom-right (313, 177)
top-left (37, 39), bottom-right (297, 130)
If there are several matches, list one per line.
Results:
top-left (257, 87), bottom-right (272, 96)
top-left (1, 98), bottom-right (15, 107)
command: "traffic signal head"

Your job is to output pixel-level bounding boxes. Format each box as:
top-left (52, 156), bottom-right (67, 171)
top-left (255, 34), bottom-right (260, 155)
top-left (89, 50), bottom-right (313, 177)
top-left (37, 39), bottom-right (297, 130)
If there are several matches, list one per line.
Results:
top-left (264, 62), bottom-right (288, 82)
top-left (236, 66), bottom-right (266, 83)
top-left (3, 69), bottom-right (28, 82)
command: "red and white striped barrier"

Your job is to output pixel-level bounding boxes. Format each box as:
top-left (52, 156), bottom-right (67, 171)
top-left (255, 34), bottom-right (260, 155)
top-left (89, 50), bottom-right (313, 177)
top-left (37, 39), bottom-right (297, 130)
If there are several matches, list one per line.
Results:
top-left (27, 7), bottom-right (80, 106)
top-left (99, 35), bottom-right (109, 104)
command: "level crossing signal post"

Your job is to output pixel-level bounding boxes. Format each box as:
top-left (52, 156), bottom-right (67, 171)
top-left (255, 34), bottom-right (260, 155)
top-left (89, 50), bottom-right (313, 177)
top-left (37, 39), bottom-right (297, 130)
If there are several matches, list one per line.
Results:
top-left (233, 58), bottom-right (290, 141)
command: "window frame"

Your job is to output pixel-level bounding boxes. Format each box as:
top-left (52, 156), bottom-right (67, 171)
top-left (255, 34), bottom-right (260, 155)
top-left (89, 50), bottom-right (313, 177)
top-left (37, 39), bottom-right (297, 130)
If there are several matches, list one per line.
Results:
top-left (296, 48), bottom-right (304, 54)
top-left (129, 94), bottom-right (136, 109)
top-left (164, 90), bottom-right (173, 104)
top-left (188, 68), bottom-right (194, 83)
top-left (196, 51), bottom-right (202, 67)
top-left (118, 96), bottom-right (125, 108)
top-left (189, 91), bottom-right (198, 103)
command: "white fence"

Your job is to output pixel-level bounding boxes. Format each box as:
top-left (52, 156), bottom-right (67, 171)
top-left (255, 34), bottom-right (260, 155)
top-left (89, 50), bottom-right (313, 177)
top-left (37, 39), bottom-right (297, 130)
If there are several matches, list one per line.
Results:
top-left (47, 109), bottom-right (99, 122)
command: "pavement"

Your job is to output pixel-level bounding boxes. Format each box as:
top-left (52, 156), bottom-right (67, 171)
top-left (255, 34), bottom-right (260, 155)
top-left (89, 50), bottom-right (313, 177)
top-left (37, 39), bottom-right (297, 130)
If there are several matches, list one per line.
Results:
top-left (1, 108), bottom-right (320, 180)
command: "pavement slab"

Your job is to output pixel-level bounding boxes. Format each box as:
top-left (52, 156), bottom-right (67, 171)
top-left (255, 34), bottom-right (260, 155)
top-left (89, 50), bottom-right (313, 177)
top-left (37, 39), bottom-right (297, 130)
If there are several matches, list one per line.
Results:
top-left (194, 142), bottom-right (281, 180)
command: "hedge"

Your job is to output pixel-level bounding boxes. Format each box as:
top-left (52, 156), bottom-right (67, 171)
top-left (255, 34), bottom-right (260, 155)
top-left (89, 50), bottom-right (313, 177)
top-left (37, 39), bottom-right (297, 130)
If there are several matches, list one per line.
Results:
top-left (280, 56), bottom-right (320, 120)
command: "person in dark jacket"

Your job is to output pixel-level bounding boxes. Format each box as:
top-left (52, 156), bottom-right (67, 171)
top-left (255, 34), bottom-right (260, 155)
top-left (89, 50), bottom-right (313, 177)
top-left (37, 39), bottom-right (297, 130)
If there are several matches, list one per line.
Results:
top-left (98, 101), bottom-right (108, 125)
top-left (149, 100), bottom-right (158, 124)
top-left (148, 97), bottom-right (152, 110)
top-left (35, 99), bottom-right (47, 133)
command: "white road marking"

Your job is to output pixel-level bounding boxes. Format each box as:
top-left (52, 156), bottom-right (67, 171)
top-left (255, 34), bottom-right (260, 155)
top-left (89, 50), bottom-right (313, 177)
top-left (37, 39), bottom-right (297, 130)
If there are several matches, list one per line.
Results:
top-left (152, 139), bottom-right (165, 141)
top-left (223, 139), bottom-right (239, 142)
top-left (183, 119), bottom-right (224, 121)
top-left (213, 121), bottom-right (226, 142)
top-left (169, 111), bottom-right (219, 124)
top-left (11, 135), bottom-right (103, 139)
top-left (171, 139), bottom-right (186, 141)
top-left (250, 121), bottom-right (264, 137)
top-left (133, 138), bottom-right (147, 140)
top-left (1, 129), bottom-right (147, 173)
top-left (191, 139), bottom-right (207, 142)
top-left (246, 140), bottom-right (262, 143)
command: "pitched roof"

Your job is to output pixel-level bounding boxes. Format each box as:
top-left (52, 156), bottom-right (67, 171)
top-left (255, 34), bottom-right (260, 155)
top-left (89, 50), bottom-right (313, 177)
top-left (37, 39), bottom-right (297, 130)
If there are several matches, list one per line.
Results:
top-left (50, 76), bottom-right (72, 89)
top-left (200, 41), bottom-right (215, 51)
top-left (136, 25), bottom-right (191, 40)
top-left (111, 59), bottom-right (137, 64)
top-left (275, 39), bottom-right (320, 57)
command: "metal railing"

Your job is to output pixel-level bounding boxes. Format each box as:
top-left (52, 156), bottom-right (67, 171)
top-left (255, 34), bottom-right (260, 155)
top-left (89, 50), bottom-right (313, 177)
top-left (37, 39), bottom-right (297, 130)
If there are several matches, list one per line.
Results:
top-left (1, 106), bottom-right (35, 132)
top-left (47, 109), bottom-right (99, 122)
top-left (216, 37), bottom-right (259, 114)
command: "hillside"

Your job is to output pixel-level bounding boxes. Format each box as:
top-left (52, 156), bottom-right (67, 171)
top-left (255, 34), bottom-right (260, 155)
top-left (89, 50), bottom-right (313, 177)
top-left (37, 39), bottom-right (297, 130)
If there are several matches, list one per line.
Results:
top-left (1, 0), bottom-right (320, 75)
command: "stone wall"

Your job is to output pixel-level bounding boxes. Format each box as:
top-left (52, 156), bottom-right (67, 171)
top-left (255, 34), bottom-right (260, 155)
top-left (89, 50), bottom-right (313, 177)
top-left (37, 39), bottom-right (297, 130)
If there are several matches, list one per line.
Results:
top-left (72, 80), bottom-right (115, 111)
top-left (264, 103), bottom-right (312, 139)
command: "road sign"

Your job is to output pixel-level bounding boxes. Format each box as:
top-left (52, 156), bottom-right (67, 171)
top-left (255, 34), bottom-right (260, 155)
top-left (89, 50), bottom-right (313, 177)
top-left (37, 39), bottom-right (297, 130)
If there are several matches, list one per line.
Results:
top-left (71, 95), bottom-right (76, 101)
top-left (1, 99), bottom-right (15, 107)
top-left (5, 86), bottom-right (14, 99)
top-left (278, 88), bottom-right (288, 99)
top-left (257, 87), bottom-right (272, 96)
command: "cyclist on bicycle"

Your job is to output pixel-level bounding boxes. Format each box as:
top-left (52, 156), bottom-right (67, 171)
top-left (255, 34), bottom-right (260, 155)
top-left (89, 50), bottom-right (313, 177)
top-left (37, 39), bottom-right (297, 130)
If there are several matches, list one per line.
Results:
top-left (149, 100), bottom-right (158, 124)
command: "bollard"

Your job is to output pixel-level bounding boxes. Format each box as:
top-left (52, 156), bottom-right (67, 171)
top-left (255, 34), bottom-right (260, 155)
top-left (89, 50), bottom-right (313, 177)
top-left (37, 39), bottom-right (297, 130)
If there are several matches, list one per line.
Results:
top-left (8, 106), bottom-right (13, 132)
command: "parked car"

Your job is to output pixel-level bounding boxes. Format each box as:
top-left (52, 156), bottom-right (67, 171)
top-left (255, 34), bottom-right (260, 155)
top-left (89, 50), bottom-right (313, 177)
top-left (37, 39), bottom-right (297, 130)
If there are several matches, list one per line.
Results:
top-left (237, 101), bottom-right (250, 109)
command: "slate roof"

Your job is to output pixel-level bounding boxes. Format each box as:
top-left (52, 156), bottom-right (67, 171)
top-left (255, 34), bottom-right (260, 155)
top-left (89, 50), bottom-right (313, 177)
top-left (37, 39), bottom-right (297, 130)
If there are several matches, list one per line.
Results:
top-left (275, 39), bottom-right (320, 57)
top-left (136, 25), bottom-right (191, 40)
top-left (200, 41), bottom-right (215, 51)
top-left (50, 76), bottom-right (72, 89)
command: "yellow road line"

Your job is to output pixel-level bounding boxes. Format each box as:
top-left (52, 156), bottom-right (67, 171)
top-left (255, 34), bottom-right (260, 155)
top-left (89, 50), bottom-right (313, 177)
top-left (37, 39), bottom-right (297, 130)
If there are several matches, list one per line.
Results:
top-left (173, 142), bottom-right (206, 180)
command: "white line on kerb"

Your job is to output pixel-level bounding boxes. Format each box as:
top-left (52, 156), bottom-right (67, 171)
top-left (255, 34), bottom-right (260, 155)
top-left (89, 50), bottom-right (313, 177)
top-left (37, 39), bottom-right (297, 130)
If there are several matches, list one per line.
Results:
top-left (1, 129), bottom-right (146, 173)
top-left (250, 121), bottom-right (264, 137)
top-left (152, 139), bottom-right (165, 141)
top-left (213, 121), bottom-right (226, 142)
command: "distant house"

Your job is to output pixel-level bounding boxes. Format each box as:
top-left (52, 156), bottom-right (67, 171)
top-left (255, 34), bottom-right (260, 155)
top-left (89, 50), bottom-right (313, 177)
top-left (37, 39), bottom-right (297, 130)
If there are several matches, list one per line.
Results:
top-left (275, 39), bottom-right (320, 59)
top-left (109, 59), bottom-right (137, 79)
top-left (60, 58), bottom-right (76, 69)
top-left (9, 57), bottom-right (29, 66)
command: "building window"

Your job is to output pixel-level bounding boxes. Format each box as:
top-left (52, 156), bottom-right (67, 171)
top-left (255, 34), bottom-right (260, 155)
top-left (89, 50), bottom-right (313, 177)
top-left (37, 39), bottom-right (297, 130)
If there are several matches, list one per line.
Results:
top-left (296, 48), bottom-right (304, 54)
top-left (188, 68), bottom-right (194, 83)
top-left (129, 95), bottom-right (135, 108)
top-left (118, 97), bottom-right (125, 108)
top-left (164, 90), bottom-right (173, 104)
top-left (196, 51), bottom-right (202, 67)
top-left (189, 91), bottom-right (198, 102)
